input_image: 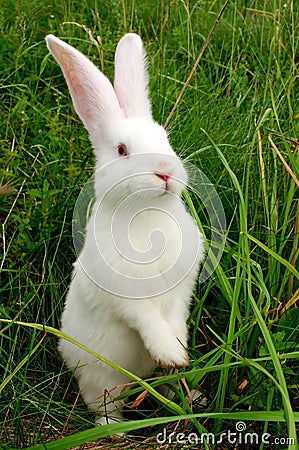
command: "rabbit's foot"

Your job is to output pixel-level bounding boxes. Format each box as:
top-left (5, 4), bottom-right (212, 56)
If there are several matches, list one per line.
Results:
top-left (96, 414), bottom-right (125, 438)
top-left (149, 337), bottom-right (189, 369)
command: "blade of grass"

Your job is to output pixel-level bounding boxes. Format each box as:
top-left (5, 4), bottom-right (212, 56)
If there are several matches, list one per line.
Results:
top-left (0, 334), bottom-right (46, 394)
top-left (243, 232), bottom-right (299, 280)
top-left (164, 0), bottom-right (231, 128)
top-left (0, 319), bottom-right (184, 416)
top-left (29, 410), bottom-right (299, 450)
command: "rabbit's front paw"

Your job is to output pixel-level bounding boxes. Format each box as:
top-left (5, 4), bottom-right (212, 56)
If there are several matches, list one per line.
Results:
top-left (150, 337), bottom-right (189, 369)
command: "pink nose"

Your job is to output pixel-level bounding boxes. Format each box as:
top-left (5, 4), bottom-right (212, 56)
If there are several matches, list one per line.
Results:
top-left (155, 173), bottom-right (170, 183)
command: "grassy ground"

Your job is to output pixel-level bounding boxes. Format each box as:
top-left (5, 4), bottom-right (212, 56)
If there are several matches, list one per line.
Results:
top-left (1, 0), bottom-right (299, 449)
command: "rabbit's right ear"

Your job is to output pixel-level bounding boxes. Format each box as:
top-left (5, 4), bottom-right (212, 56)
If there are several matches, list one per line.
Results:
top-left (46, 35), bottom-right (123, 135)
top-left (114, 33), bottom-right (152, 120)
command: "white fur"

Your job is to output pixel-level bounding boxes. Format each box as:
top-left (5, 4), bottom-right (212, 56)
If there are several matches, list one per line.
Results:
top-left (46, 33), bottom-right (205, 424)
top-left (114, 34), bottom-right (152, 120)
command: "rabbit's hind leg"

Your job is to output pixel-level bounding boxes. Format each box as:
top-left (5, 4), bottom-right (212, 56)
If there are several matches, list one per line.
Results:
top-left (157, 379), bottom-right (207, 411)
top-left (76, 364), bottom-right (128, 425)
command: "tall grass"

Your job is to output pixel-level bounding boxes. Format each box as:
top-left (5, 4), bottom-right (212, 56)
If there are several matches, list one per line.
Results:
top-left (1, 0), bottom-right (298, 449)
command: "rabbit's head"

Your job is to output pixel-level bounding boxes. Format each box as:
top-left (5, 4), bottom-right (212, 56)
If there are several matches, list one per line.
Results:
top-left (46, 33), bottom-right (187, 204)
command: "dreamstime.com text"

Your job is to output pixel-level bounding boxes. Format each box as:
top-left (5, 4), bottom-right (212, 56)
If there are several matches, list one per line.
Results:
top-left (156, 422), bottom-right (295, 446)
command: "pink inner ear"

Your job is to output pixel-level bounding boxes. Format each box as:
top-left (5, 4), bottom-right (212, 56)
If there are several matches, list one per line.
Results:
top-left (56, 49), bottom-right (99, 129)
top-left (59, 52), bottom-right (86, 104)
top-left (47, 36), bottom-right (123, 135)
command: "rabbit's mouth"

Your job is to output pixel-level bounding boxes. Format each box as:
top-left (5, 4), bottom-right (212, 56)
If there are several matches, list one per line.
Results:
top-left (155, 173), bottom-right (170, 192)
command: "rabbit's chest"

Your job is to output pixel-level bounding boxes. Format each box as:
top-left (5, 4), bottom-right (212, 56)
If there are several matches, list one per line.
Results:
top-left (81, 201), bottom-right (201, 298)
top-left (103, 209), bottom-right (182, 270)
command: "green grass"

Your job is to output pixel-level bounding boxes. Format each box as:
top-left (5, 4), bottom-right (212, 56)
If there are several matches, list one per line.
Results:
top-left (1, 0), bottom-right (299, 449)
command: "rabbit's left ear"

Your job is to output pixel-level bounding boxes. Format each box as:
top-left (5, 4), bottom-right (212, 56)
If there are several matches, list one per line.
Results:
top-left (114, 33), bottom-right (152, 120)
top-left (46, 35), bottom-right (123, 136)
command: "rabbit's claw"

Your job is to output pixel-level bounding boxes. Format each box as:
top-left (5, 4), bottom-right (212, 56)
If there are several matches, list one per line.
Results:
top-left (149, 338), bottom-right (189, 369)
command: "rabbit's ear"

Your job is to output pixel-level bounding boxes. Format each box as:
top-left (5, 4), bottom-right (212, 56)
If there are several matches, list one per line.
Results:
top-left (114, 33), bottom-right (152, 120)
top-left (46, 35), bottom-right (123, 135)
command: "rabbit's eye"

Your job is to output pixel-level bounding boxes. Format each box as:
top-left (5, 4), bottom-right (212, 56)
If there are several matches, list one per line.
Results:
top-left (118, 144), bottom-right (128, 157)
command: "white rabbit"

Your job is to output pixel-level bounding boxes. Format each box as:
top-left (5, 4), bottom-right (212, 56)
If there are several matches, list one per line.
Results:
top-left (46, 33), bottom-right (205, 425)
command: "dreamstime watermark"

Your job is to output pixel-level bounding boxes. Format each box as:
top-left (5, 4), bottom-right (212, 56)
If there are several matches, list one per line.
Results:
top-left (156, 422), bottom-right (295, 446)
top-left (72, 154), bottom-right (226, 299)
